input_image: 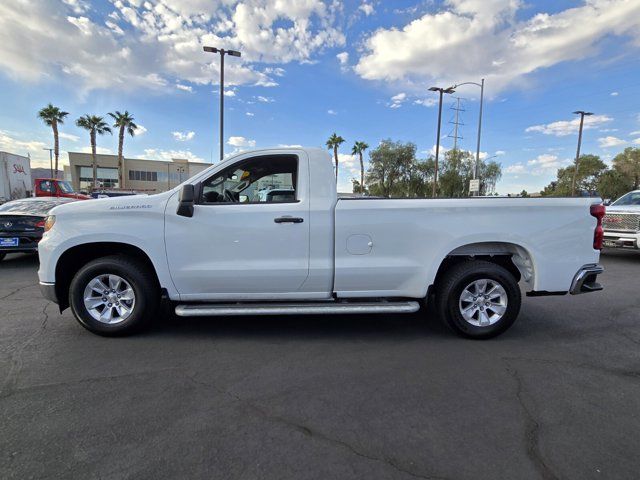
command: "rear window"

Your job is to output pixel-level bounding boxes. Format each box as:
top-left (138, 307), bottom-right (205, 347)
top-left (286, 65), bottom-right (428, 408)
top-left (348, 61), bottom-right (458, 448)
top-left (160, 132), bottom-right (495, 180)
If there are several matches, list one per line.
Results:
top-left (0, 200), bottom-right (67, 215)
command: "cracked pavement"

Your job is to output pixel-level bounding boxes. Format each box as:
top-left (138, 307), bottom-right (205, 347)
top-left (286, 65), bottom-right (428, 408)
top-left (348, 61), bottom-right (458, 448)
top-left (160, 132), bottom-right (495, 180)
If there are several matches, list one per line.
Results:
top-left (1, 251), bottom-right (640, 479)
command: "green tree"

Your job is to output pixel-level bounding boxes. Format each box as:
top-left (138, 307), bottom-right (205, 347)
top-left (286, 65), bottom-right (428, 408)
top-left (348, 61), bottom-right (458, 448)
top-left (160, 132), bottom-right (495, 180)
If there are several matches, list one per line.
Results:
top-left (437, 149), bottom-right (502, 197)
top-left (76, 115), bottom-right (112, 188)
top-left (108, 111), bottom-right (138, 189)
top-left (597, 169), bottom-right (633, 201)
top-left (366, 140), bottom-right (421, 197)
top-left (351, 141), bottom-right (369, 194)
top-left (612, 147), bottom-right (640, 190)
top-left (542, 154), bottom-right (606, 196)
top-left (520, 190), bottom-right (529, 198)
top-left (37, 104), bottom-right (69, 177)
top-left (326, 133), bottom-right (345, 183)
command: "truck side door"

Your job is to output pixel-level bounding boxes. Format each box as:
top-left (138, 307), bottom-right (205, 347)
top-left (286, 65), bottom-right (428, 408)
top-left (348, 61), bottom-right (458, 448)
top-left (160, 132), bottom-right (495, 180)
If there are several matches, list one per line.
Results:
top-left (164, 153), bottom-right (311, 300)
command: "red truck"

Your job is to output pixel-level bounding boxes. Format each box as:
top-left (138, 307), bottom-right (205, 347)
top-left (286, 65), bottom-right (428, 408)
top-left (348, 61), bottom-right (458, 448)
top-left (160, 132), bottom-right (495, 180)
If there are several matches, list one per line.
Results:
top-left (34, 178), bottom-right (91, 200)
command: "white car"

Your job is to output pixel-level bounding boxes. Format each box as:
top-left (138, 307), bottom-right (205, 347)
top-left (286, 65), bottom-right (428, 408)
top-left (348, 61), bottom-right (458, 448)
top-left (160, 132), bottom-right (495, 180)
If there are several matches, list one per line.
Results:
top-left (38, 147), bottom-right (605, 339)
top-left (602, 190), bottom-right (640, 249)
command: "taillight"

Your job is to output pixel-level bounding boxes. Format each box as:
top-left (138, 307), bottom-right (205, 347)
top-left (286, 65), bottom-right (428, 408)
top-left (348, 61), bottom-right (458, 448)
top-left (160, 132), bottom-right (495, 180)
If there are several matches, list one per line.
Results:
top-left (590, 204), bottom-right (605, 250)
top-left (35, 220), bottom-right (45, 229)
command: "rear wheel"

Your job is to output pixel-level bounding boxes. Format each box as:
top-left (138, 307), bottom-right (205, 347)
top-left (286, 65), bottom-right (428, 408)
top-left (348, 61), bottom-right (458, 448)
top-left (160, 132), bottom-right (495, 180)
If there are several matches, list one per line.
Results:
top-left (436, 260), bottom-right (521, 339)
top-left (69, 255), bottom-right (158, 336)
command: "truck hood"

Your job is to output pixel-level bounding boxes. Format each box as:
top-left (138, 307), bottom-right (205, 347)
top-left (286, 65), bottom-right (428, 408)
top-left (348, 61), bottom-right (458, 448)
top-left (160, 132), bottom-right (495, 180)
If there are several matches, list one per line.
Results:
top-left (49, 191), bottom-right (174, 216)
top-left (605, 205), bottom-right (640, 214)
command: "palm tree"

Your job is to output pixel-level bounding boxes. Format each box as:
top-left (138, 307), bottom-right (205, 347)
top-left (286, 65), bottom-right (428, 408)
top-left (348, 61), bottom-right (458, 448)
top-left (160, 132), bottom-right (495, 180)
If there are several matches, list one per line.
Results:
top-left (108, 111), bottom-right (138, 189)
top-left (76, 115), bottom-right (112, 189)
top-left (326, 133), bottom-right (345, 183)
top-left (38, 104), bottom-right (69, 177)
top-left (351, 141), bottom-right (369, 194)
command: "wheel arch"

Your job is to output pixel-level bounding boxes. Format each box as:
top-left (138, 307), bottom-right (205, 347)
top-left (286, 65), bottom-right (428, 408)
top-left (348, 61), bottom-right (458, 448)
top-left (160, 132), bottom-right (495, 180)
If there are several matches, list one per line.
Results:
top-left (54, 242), bottom-right (161, 311)
top-left (428, 241), bottom-right (535, 298)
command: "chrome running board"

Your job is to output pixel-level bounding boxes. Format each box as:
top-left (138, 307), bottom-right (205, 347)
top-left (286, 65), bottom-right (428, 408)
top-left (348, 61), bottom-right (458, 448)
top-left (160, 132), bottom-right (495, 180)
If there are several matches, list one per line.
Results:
top-left (175, 301), bottom-right (420, 317)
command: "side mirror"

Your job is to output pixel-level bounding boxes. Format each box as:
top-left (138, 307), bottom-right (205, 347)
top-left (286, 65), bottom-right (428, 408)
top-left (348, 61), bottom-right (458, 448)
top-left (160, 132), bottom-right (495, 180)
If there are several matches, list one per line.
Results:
top-left (177, 184), bottom-right (195, 217)
top-left (603, 199), bottom-right (611, 206)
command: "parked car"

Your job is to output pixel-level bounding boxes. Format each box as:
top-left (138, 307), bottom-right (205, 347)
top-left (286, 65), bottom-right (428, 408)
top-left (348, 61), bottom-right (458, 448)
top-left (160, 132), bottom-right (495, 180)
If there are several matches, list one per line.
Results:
top-left (0, 197), bottom-right (76, 261)
top-left (38, 147), bottom-right (605, 338)
top-left (34, 178), bottom-right (91, 200)
top-left (602, 190), bottom-right (640, 249)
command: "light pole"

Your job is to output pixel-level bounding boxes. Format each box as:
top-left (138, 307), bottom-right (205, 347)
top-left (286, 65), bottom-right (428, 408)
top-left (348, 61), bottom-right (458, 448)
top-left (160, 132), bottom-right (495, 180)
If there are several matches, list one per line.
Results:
top-left (449, 79), bottom-right (485, 193)
top-left (429, 86), bottom-right (456, 197)
top-left (43, 148), bottom-right (54, 178)
top-left (203, 46), bottom-right (241, 162)
top-left (571, 111), bottom-right (593, 197)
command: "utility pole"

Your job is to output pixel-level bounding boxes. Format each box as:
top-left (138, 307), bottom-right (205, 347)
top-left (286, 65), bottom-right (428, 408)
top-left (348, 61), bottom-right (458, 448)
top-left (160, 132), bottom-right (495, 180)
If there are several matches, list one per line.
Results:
top-left (429, 86), bottom-right (456, 197)
top-left (203, 46), bottom-right (241, 162)
top-left (571, 110), bottom-right (593, 197)
top-left (43, 148), bottom-right (54, 178)
top-left (448, 97), bottom-right (465, 150)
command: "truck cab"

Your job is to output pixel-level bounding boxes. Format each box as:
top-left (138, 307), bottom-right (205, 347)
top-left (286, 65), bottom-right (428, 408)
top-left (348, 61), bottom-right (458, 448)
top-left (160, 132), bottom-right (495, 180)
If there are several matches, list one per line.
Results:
top-left (34, 178), bottom-right (91, 200)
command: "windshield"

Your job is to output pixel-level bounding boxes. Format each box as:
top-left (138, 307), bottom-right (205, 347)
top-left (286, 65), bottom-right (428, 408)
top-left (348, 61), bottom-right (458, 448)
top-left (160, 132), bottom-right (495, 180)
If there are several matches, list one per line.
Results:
top-left (0, 199), bottom-right (67, 215)
top-left (57, 181), bottom-right (74, 193)
top-left (612, 191), bottom-right (640, 206)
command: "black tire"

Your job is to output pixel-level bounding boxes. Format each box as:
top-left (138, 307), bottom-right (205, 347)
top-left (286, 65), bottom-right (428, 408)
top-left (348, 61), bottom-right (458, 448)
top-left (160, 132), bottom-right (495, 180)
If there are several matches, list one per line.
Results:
top-left (0, 253), bottom-right (5, 262)
top-left (436, 260), bottom-right (521, 339)
top-left (69, 255), bottom-right (159, 336)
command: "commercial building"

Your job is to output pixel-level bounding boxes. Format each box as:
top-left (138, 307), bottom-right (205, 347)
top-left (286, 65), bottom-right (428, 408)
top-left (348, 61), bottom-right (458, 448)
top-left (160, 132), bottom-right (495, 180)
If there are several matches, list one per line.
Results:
top-left (67, 152), bottom-right (211, 193)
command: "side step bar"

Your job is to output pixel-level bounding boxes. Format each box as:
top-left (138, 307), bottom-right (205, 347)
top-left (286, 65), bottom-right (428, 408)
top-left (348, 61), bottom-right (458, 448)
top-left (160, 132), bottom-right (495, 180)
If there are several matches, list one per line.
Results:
top-left (175, 301), bottom-right (420, 317)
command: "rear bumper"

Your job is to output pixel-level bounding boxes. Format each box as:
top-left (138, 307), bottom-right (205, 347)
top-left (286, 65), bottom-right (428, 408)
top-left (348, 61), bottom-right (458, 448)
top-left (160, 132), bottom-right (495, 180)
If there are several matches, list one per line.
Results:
top-left (569, 264), bottom-right (604, 295)
top-left (39, 282), bottom-right (58, 304)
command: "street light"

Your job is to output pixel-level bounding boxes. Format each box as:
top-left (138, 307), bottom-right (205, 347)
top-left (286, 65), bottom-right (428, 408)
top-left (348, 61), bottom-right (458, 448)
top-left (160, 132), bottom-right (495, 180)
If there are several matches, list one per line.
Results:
top-left (429, 86), bottom-right (456, 197)
top-left (571, 110), bottom-right (593, 197)
top-left (42, 148), bottom-right (54, 179)
top-left (449, 79), bottom-right (485, 194)
top-left (203, 46), bottom-right (242, 162)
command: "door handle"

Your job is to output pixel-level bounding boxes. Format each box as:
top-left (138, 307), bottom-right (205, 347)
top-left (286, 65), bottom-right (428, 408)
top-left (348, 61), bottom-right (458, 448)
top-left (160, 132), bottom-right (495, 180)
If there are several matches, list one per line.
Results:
top-left (274, 216), bottom-right (304, 224)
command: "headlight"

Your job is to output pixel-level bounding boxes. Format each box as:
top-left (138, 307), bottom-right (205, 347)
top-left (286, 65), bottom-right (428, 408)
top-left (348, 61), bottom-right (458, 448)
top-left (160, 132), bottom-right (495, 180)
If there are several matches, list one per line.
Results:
top-left (44, 215), bottom-right (56, 233)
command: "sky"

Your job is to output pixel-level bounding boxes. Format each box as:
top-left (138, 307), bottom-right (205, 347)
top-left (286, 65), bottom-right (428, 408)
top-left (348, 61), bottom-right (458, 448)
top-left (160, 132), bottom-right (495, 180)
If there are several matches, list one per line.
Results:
top-left (1, 0), bottom-right (640, 194)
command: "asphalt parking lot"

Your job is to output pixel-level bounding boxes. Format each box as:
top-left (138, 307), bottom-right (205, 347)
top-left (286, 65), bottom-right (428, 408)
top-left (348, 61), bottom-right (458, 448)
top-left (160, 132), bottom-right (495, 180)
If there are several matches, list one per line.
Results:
top-left (1, 251), bottom-right (639, 480)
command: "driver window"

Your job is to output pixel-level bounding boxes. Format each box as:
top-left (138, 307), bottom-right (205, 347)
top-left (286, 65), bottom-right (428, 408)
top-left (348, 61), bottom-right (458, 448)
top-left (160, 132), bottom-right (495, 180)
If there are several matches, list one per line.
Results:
top-left (201, 155), bottom-right (297, 204)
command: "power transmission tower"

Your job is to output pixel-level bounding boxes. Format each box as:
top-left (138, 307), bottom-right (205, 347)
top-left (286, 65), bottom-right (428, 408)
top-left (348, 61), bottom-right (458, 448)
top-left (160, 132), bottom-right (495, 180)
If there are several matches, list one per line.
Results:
top-left (447, 97), bottom-right (465, 150)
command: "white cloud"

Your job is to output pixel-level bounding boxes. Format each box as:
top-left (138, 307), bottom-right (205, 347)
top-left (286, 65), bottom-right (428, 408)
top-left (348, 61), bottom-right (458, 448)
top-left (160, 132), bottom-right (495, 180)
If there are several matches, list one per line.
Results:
top-left (610, 91), bottom-right (619, 96)
top-left (526, 115), bottom-right (612, 137)
top-left (354, 0), bottom-right (640, 94)
top-left (336, 51), bottom-right (349, 65)
top-left (81, 146), bottom-right (112, 155)
top-left (59, 132), bottom-right (79, 142)
top-left (0, 0), bottom-right (345, 93)
top-left (224, 89), bottom-right (236, 97)
top-left (139, 149), bottom-right (205, 163)
top-left (495, 150), bottom-right (506, 156)
top-left (256, 96), bottom-right (274, 103)
top-left (133, 124), bottom-right (147, 136)
top-left (327, 109), bottom-right (337, 115)
top-left (245, 112), bottom-right (254, 117)
top-left (389, 92), bottom-right (407, 109)
top-left (359, 3), bottom-right (375, 16)
top-left (176, 83), bottom-right (193, 92)
top-left (172, 131), bottom-right (195, 142)
top-left (413, 98), bottom-right (437, 107)
top-left (0, 130), bottom-right (52, 167)
top-left (504, 154), bottom-right (570, 177)
top-left (598, 136), bottom-right (627, 148)
top-left (633, 138), bottom-right (640, 145)
top-left (227, 136), bottom-right (256, 148)
top-left (629, 130), bottom-right (640, 136)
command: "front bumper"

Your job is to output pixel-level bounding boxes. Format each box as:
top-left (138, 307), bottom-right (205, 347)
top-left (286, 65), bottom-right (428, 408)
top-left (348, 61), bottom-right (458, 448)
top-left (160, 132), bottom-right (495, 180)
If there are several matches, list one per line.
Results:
top-left (603, 233), bottom-right (639, 249)
top-left (569, 264), bottom-right (604, 295)
top-left (39, 282), bottom-right (58, 304)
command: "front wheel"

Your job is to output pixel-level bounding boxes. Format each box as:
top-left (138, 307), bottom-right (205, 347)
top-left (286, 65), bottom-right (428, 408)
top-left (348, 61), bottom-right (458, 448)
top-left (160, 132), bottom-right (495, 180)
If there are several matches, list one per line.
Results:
top-left (436, 260), bottom-right (521, 339)
top-left (69, 255), bottom-right (159, 336)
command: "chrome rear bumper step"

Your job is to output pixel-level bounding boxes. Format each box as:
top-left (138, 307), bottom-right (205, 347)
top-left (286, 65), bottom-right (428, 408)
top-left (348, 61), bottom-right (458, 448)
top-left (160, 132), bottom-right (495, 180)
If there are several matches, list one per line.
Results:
top-left (175, 301), bottom-right (420, 317)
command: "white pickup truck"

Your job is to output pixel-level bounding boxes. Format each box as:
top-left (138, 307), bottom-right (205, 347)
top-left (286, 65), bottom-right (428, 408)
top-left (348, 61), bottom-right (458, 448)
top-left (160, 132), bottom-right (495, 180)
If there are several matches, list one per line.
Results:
top-left (38, 147), bottom-right (605, 339)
